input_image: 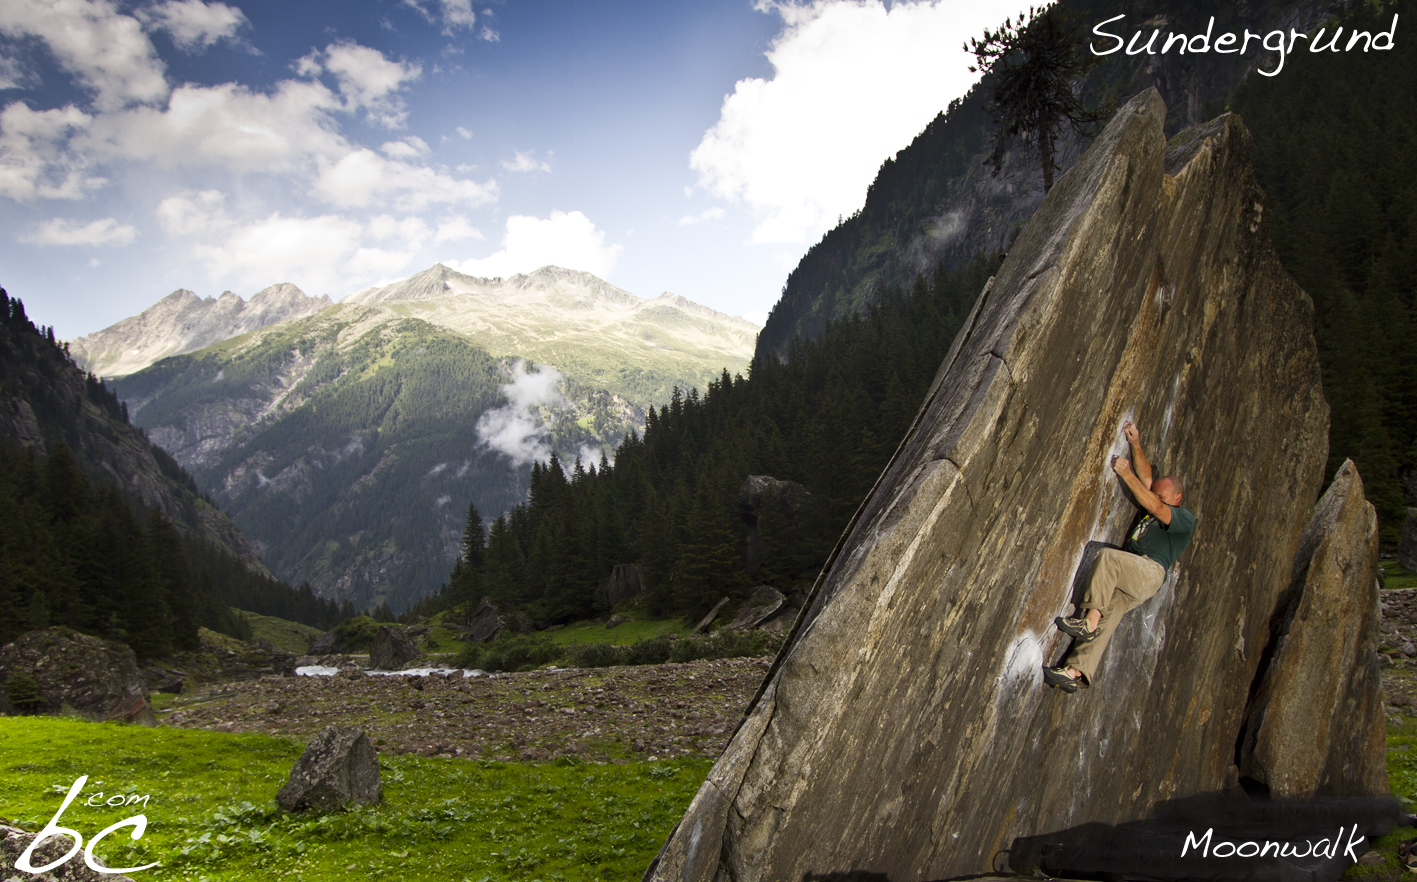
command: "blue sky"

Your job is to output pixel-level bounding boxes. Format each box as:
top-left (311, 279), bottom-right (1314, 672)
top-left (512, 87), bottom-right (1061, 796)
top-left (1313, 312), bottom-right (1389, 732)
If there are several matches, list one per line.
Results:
top-left (1, 0), bottom-right (1036, 338)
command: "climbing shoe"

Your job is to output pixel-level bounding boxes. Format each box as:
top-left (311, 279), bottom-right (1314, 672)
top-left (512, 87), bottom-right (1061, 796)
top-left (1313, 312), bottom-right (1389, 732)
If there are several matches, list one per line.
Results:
top-left (1055, 615), bottom-right (1099, 643)
top-left (1043, 665), bottom-right (1080, 693)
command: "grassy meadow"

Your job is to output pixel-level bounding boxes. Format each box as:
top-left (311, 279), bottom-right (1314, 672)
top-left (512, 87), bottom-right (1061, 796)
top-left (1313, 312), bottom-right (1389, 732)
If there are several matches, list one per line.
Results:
top-left (0, 717), bottom-right (707, 881)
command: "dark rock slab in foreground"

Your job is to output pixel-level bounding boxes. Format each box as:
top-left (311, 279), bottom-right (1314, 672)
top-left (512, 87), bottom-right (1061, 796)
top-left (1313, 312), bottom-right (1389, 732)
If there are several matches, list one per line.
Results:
top-left (276, 726), bottom-right (381, 813)
top-left (0, 628), bottom-right (154, 725)
top-left (648, 90), bottom-right (1383, 882)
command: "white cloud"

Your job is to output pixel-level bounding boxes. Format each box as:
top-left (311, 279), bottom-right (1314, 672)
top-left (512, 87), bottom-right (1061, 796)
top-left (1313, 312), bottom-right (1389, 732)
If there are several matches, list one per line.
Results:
top-left (20, 216), bottom-right (137, 246)
top-left (0, 57), bottom-right (34, 91)
top-left (0, 0), bottom-right (168, 111)
top-left (455, 126), bottom-right (473, 140)
top-left (0, 102), bottom-right (104, 200)
top-left (154, 188), bottom-right (227, 235)
top-left (445, 210), bottom-right (621, 280)
top-left (136, 0), bottom-right (248, 51)
top-left (380, 136), bottom-right (430, 159)
top-left (678, 206), bottom-right (725, 226)
top-left (312, 148), bottom-right (498, 212)
top-left (297, 41), bottom-right (421, 128)
top-left (403, 0), bottom-right (481, 36)
top-left (476, 361), bottom-right (564, 466)
top-left (156, 190), bottom-right (433, 291)
top-left (87, 79), bottom-right (347, 172)
top-left (501, 150), bottom-right (550, 173)
top-left (691, 0), bottom-right (1035, 244)
top-left (434, 215), bottom-right (483, 242)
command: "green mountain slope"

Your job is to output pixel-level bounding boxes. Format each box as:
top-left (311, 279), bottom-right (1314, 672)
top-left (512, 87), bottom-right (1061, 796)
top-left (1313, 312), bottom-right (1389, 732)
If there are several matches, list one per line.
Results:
top-left (347, 264), bottom-right (759, 404)
top-left (114, 305), bottom-right (654, 611)
top-left (0, 289), bottom-right (343, 652)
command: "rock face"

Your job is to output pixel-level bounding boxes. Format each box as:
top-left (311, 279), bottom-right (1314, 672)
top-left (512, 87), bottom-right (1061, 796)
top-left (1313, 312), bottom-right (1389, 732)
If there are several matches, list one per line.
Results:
top-left (276, 726), bottom-right (381, 812)
top-left (1399, 508), bottom-right (1417, 573)
top-left (0, 628), bottom-right (155, 725)
top-left (67, 283), bottom-right (331, 378)
top-left (368, 625), bottom-right (420, 670)
top-left (648, 91), bottom-right (1380, 882)
top-left (1237, 459), bottom-right (1385, 798)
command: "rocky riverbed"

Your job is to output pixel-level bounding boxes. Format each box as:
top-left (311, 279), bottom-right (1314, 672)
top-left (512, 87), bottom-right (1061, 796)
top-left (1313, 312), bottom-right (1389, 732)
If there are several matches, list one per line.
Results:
top-left (158, 657), bottom-right (770, 763)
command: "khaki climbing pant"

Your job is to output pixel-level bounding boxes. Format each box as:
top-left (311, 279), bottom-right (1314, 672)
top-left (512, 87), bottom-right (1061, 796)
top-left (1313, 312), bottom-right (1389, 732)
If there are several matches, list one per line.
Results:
top-left (1063, 547), bottom-right (1166, 686)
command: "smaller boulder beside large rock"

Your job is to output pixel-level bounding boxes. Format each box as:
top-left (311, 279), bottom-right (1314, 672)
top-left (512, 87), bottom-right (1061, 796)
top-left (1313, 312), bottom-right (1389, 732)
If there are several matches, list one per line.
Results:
top-left (0, 627), bottom-right (154, 725)
top-left (368, 626), bottom-right (419, 670)
top-left (276, 726), bottom-right (381, 812)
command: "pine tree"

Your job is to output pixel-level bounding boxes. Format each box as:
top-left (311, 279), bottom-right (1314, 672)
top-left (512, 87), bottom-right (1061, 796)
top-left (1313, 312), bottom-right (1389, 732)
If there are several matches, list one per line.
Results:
top-left (967, 5), bottom-right (1107, 192)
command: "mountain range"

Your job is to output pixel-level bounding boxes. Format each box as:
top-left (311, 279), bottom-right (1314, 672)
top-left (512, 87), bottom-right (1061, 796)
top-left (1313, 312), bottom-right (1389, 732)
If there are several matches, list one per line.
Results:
top-left (68, 283), bottom-right (332, 379)
top-left (84, 265), bottom-right (757, 610)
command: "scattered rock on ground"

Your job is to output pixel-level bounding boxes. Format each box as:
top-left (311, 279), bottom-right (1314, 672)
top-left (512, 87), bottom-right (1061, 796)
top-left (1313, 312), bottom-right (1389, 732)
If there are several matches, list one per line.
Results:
top-left (276, 726), bottom-right (381, 812)
top-left (159, 656), bottom-right (770, 763)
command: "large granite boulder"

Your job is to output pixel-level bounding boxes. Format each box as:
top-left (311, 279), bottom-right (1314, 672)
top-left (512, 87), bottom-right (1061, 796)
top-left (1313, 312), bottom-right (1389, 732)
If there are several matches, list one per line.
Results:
top-left (276, 726), bottom-right (381, 812)
top-left (0, 628), bottom-right (154, 725)
top-left (647, 91), bottom-right (1387, 882)
top-left (368, 625), bottom-right (419, 670)
top-left (1238, 459), bottom-right (1386, 798)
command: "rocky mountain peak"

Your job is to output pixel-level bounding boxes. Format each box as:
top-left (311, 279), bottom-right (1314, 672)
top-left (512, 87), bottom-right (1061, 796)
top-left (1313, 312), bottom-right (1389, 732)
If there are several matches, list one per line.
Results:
top-left (67, 283), bottom-right (331, 378)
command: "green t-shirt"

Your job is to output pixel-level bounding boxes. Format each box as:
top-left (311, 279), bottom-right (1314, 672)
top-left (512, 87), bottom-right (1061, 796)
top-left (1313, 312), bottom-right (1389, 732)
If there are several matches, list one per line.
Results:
top-left (1124, 505), bottom-right (1196, 571)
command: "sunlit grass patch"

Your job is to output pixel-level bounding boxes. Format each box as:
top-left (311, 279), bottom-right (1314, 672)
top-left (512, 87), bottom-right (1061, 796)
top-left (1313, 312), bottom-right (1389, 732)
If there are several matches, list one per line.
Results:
top-left (0, 716), bottom-right (707, 881)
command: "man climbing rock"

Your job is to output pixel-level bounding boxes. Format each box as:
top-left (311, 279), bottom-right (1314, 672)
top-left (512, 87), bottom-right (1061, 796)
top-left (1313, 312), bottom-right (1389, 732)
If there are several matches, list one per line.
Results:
top-left (1043, 421), bottom-right (1196, 693)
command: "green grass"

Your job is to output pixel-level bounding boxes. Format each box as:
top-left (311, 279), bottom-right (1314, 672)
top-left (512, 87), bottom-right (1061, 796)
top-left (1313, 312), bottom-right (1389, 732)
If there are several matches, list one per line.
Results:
top-left (0, 717), bottom-right (708, 881)
top-left (546, 617), bottom-right (692, 649)
top-left (232, 610), bottom-right (325, 655)
top-left (1381, 561), bottom-right (1417, 592)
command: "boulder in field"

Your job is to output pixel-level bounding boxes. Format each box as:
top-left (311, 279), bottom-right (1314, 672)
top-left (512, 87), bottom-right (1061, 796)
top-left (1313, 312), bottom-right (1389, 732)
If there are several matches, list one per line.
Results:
top-left (0, 627), bottom-right (154, 725)
top-left (276, 726), bottom-right (381, 813)
top-left (368, 625), bottom-right (419, 670)
top-left (464, 598), bottom-right (503, 643)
